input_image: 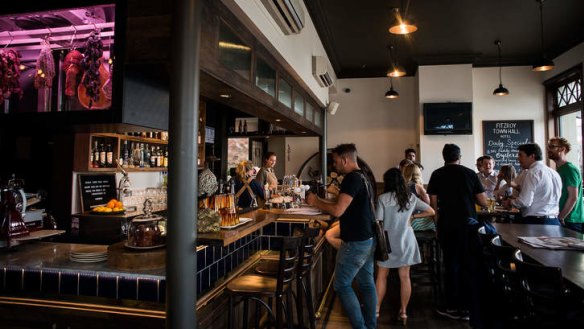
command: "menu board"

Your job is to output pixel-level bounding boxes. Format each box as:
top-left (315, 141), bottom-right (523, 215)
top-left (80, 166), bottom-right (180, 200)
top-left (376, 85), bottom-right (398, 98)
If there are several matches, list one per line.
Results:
top-left (483, 120), bottom-right (534, 171)
top-left (78, 173), bottom-right (117, 212)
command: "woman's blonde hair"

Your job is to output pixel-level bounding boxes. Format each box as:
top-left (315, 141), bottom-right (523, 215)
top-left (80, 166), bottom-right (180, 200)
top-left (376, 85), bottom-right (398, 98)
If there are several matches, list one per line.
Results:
top-left (402, 163), bottom-right (423, 185)
top-left (236, 160), bottom-right (254, 180)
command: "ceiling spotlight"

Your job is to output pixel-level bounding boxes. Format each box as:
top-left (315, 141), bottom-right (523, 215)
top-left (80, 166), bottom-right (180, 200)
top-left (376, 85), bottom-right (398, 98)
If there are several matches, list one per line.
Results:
top-left (493, 40), bottom-right (509, 96)
top-left (384, 78), bottom-right (400, 99)
top-left (219, 94), bottom-right (232, 99)
top-left (388, 3), bottom-right (417, 35)
top-left (532, 0), bottom-right (554, 72)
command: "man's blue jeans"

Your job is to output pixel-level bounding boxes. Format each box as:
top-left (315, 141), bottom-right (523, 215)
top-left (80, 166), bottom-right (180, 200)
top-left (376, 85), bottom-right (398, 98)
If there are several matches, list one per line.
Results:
top-left (334, 238), bottom-right (377, 329)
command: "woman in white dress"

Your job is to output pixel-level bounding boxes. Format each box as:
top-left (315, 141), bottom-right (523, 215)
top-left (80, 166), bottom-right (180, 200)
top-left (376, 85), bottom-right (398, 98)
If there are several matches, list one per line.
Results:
top-left (375, 168), bottom-right (435, 325)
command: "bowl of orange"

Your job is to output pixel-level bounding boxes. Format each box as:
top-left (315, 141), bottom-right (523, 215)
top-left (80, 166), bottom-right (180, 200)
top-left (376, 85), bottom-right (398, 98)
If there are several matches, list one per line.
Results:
top-left (91, 198), bottom-right (126, 215)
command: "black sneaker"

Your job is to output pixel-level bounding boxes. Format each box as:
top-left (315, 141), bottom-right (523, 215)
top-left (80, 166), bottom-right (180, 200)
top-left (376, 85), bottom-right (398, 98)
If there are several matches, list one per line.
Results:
top-left (436, 308), bottom-right (461, 320)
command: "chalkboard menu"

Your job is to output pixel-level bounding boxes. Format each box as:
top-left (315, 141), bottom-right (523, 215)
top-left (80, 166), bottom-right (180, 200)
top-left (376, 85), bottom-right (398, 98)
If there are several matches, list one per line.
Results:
top-left (483, 120), bottom-right (534, 171)
top-left (78, 173), bottom-right (117, 212)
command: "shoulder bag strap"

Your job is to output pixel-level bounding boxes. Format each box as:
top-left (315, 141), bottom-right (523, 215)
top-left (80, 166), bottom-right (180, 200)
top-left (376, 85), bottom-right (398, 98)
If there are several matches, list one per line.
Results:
top-left (358, 172), bottom-right (376, 223)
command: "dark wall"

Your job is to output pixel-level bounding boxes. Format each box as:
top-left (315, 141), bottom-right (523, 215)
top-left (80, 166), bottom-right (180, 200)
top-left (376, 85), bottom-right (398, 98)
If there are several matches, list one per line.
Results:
top-left (0, 127), bottom-right (74, 231)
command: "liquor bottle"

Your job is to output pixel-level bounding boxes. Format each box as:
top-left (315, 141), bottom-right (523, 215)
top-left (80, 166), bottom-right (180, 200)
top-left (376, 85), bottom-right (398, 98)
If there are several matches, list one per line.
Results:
top-left (243, 120), bottom-right (247, 133)
top-left (127, 142), bottom-right (135, 168)
top-left (106, 143), bottom-right (113, 167)
top-left (163, 147), bottom-right (169, 168)
top-left (92, 140), bottom-right (99, 168)
top-left (238, 120), bottom-right (242, 133)
top-left (99, 143), bottom-right (106, 168)
top-left (144, 143), bottom-right (151, 168)
top-left (150, 145), bottom-right (157, 168)
top-left (121, 140), bottom-right (129, 168)
top-left (139, 143), bottom-right (145, 168)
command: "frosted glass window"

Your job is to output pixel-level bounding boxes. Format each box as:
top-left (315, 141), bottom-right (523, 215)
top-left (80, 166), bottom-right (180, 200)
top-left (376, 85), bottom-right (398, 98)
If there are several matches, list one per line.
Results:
top-left (294, 93), bottom-right (304, 116)
top-left (305, 102), bottom-right (314, 122)
top-left (219, 24), bottom-right (251, 80)
top-left (278, 79), bottom-right (292, 108)
top-left (314, 108), bottom-right (322, 127)
top-left (255, 58), bottom-right (275, 97)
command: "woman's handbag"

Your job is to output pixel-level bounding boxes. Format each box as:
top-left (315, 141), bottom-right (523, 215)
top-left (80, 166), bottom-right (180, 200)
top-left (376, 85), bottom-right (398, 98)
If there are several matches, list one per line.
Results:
top-left (359, 172), bottom-right (391, 261)
top-left (373, 219), bottom-right (391, 261)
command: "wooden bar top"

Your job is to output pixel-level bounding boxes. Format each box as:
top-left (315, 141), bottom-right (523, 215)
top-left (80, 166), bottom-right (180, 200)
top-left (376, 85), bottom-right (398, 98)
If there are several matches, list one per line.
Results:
top-left (196, 210), bottom-right (278, 247)
top-left (258, 206), bottom-right (333, 221)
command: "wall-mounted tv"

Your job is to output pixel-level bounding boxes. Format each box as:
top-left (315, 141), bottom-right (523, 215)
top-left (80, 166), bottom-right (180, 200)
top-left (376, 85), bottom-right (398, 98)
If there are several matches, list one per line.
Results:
top-left (423, 102), bottom-right (472, 135)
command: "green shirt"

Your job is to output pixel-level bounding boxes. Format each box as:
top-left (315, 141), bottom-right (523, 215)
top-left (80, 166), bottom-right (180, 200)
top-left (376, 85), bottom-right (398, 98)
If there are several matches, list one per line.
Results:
top-left (557, 162), bottom-right (584, 223)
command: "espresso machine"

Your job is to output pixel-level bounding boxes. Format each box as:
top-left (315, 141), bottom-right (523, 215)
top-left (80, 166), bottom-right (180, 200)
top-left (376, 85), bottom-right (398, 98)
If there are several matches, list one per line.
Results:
top-left (0, 175), bottom-right (30, 247)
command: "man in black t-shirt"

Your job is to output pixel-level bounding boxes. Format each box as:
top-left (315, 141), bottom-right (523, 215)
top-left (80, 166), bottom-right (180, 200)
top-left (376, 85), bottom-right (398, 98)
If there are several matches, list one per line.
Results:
top-left (427, 144), bottom-right (487, 327)
top-left (307, 143), bottom-right (376, 329)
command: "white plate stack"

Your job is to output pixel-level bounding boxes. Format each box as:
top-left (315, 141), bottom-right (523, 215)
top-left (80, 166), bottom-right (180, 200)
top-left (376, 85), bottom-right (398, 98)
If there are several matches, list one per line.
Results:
top-left (69, 245), bottom-right (108, 263)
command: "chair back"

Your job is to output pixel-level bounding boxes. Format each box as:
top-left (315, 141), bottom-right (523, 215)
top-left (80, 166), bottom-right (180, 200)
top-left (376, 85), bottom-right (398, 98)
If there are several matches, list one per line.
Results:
top-left (512, 249), bottom-right (567, 300)
top-left (297, 224), bottom-right (320, 277)
top-left (275, 236), bottom-right (302, 293)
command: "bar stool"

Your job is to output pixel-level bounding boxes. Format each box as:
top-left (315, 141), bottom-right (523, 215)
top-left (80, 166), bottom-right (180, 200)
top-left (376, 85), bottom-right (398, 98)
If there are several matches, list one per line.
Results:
top-left (411, 229), bottom-right (441, 303)
top-left (255, 225), bottom-right (321, 329)
top-left (226, 236), bottom-right (302, 329)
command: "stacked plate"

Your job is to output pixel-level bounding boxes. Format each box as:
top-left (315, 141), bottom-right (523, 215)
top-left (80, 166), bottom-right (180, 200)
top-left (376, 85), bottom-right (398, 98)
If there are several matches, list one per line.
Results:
top-left (69, 245), bottom-right (108, 263)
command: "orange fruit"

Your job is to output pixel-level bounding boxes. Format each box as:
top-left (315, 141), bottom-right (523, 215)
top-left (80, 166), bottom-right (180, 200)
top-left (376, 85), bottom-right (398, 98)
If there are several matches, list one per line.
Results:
top-left (106, 200), bottom-right (116, 209)
top-left (115, 201), bottom-right (123, 209)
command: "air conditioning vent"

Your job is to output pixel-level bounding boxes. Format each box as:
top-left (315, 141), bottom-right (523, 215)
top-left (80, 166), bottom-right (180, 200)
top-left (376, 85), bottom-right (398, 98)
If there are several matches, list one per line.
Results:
top-left (312, 56), bottom-right (334, 88)
top-left (261, 0), bottom-right (305, 35)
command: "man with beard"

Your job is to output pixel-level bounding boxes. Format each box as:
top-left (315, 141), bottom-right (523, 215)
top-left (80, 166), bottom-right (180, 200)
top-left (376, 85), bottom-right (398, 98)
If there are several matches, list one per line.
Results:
top-left (547, 137), bottom-right (583, 232)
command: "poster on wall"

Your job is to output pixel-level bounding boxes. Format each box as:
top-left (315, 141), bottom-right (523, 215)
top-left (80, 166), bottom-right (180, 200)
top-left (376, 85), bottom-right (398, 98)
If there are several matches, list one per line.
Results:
top-left (482, 120), bottom-right (534, 172)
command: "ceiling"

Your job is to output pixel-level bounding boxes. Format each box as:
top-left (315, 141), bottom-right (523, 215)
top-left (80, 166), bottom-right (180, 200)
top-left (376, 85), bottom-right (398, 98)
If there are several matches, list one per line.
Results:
top-left (305, 0), bottom-right (584, 79)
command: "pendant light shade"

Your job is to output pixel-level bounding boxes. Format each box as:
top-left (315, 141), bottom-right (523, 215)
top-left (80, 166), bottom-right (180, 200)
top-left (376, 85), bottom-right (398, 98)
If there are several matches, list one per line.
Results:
top-left (493, 40), bottom-right (509, 96)
top-left (388, 2), bottom-right (417, 35)
top-left (493, 84), bottom-right (510, 96)
top-left (385, 78), bottom-right (399, 99)
top-left (532, 0), bottom-right (554, 72)
top-left (387, 66), bottom-right (407, 78)
top-left (387, 45), bottom-right (406, 77)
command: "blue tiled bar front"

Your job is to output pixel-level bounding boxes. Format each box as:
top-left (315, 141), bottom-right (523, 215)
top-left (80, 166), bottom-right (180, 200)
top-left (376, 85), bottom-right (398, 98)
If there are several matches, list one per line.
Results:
top-left (0, 210), bottom-right (334, 328)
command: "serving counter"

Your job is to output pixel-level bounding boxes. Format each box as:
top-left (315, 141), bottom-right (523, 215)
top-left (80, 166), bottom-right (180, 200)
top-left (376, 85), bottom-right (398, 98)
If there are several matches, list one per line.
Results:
top-left (0, 207), bottom-right (335, 328)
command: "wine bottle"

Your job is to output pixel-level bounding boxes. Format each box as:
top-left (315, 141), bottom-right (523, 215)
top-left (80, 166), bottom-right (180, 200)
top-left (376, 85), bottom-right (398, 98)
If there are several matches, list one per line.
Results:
top-left (106, 143), bottom-right (113, 167)
top-left (99, 143), bottom-right (106, 168)
top-left (92, 140), bottom-right (99, 168)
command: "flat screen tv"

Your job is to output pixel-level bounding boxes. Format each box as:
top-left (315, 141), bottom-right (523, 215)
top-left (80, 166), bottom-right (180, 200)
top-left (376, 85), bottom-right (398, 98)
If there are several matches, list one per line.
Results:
top-left (423, 102), bottom-right (472, 135)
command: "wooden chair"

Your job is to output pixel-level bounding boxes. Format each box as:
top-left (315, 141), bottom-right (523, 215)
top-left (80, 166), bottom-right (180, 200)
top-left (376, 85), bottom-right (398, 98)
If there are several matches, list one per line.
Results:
top-left (227, 236), bottom-right (301, 329)
top-left (255, 225), bottom-right (321, 329)
top-left (513, 249), bottom-right (583, 327)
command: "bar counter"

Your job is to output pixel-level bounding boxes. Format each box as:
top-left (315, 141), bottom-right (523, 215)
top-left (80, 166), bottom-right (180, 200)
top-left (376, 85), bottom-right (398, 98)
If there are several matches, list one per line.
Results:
top-left (0, 207), bottom-right (335, 328)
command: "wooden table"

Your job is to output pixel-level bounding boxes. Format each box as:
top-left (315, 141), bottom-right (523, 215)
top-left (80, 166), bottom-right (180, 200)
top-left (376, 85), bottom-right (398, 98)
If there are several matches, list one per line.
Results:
top-left (493, 223), bottom-right (584, 290)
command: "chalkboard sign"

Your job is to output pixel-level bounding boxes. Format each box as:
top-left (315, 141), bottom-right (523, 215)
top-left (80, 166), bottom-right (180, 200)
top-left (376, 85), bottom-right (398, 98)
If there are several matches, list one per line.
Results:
top-left (78, 173), bottom-right (117, 212)
top-left (483, 120), bottom-right (534, 171)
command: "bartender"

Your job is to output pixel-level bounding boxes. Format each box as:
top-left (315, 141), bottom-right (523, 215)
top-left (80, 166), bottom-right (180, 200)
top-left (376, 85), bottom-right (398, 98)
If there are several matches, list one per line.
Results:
top-left (255, 152), bottom-right (278, 189)
top-left (235, 160), bottom-right (265, 208)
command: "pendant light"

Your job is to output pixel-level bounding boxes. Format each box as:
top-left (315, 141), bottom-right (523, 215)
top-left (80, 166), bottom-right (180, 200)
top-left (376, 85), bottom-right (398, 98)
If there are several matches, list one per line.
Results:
top-left (389, 1), bottom-right (417, 35)
top-left (532, 0), bottom-right (554, 72)
top-left (385, 77), bottom-right (399, 99)
top-left (386, 45), bottom-right (406, 77)
top-left (493, 40), bottom-right (509, 96)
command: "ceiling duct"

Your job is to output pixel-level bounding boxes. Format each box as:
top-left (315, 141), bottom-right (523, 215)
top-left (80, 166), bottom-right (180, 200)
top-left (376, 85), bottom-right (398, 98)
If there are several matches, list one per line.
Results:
top-left (261, 0), bottom-right (305, 35)
top-left (312, 56), bottom-right (334, 88)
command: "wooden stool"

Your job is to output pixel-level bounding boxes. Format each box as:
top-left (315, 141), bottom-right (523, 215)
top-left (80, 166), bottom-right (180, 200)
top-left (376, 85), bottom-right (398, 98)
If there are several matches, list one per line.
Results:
top-left (227, 236), bottom-right (301, 329)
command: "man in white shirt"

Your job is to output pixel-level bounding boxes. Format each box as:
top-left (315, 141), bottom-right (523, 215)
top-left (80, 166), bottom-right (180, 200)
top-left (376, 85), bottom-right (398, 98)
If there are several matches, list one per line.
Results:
top-left (503, 143), bottom-right (562, 225)
top-left (477, 155), bottom-right (498, 198)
